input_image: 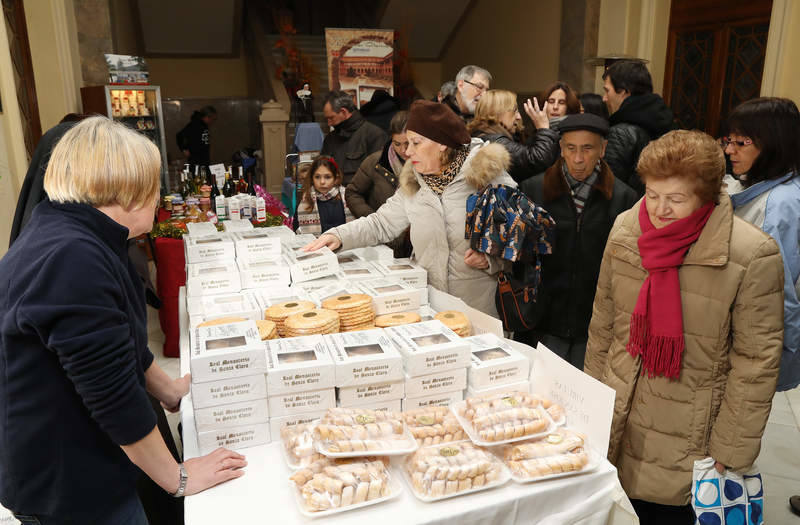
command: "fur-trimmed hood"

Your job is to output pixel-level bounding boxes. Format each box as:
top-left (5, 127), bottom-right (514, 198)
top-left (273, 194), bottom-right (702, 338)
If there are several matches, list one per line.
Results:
top-left (399, 140), bottom-right (512, 196)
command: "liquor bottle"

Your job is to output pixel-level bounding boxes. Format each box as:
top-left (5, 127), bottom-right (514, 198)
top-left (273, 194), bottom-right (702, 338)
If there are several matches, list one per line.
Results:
top-left (192, 165), bottom-right (203, 195)
top-left (222, 169), bottom-right (234, 197)
top-left (247, 172), bottom-right (257, 196)
top-left (178, 170), bottom-right (190, 199)
top-left (208, 170), bottom-right (220, 212)
top-left (236, 166), bottom-right (249, 195)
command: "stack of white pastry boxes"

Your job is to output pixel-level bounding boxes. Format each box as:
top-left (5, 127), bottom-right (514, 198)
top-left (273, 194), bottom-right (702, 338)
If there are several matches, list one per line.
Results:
top-left (387, 320), bottom-right (472, 411)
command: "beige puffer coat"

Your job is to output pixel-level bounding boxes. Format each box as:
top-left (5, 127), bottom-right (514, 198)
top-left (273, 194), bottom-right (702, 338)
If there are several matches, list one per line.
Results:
top-left (328, 139), bottom-right (514, 317)
top-left (584, 194), bottom-right (784, 505)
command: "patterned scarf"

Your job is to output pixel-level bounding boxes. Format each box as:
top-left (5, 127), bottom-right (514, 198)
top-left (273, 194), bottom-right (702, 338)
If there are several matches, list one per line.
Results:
top-left (420, 146), bottom-right (470, 196)
top-left (562, 161), bottom-right (600, 215)
top-left (388, 145), bottom-right (405, 177)
top-left (313, 186), bottom-right (340, 202)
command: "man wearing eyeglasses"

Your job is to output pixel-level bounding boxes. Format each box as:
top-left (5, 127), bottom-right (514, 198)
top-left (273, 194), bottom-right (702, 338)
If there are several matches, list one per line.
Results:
top-left (442, 65), bottom-right (492, 123)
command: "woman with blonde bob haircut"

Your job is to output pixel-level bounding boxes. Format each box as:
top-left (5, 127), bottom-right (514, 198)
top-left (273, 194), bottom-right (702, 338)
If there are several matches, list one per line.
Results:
top-left (467, 89), bottom-right (559, 182)
top-left (584, 129), bottom-right (784, 524)
top-left (0, 116), bottom-right (245, 524)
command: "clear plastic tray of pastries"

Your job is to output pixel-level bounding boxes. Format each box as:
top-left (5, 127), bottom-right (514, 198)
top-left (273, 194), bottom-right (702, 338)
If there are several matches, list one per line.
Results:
top-left (403, 406), bottom-right (467, 446)
top-left (281, 422), bottom-right (326, 469)
top-left (289, 456), bottom-right (400, 516)
top-left (452, 391), bottom-right (555, 445)
top-left (499, 427), bottom-right (600, 483)
top-left (313, 407), bottom-right (417, 457)
top-left (402, 441), bottom-right (510, 501)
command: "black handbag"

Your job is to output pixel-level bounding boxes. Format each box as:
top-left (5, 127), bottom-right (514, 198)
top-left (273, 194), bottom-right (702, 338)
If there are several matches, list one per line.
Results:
top-left (495, 261), bottom-right (547, 332)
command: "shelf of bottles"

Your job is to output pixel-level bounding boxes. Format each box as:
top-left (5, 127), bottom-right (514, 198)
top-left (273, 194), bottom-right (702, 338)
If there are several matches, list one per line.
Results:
top-left (167, 164), bottom-right (266, 223)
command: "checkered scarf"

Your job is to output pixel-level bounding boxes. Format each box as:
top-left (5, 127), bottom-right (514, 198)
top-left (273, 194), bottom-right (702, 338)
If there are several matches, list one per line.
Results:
top-left (562, 161), bottom-right (600, 215)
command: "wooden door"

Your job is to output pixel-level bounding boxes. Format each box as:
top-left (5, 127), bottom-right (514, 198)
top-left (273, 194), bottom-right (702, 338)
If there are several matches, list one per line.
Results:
top-left (663, 0), bottom-right (772, 137)
top-left (2, 0), bottom-right (41, 157)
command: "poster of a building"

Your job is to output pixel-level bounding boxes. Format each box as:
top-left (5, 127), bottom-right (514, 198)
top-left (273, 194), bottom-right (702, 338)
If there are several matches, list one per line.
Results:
top-left (325, 29), bottom-right (394, 108)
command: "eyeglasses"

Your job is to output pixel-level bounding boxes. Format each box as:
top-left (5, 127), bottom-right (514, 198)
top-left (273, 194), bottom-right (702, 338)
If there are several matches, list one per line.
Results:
top-left (464, 79), bottom-right (488, 93)
top-left (722, 136), bottom-right (754, 148)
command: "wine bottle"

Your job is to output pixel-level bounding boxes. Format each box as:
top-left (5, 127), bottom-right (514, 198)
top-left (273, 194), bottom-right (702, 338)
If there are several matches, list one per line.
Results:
top-left (222, 169), bottom-right (234, 197)
top-left (208, 169), bottom-right (220, 213)
top-left (247, 171), bottom-right (257, 196)
top-left (237, 166), bottom-right (248, 195)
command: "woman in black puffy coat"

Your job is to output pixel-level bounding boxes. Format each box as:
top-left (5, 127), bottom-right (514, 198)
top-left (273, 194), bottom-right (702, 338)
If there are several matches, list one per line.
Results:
top-left (467, 89), bottom-right (560, 182)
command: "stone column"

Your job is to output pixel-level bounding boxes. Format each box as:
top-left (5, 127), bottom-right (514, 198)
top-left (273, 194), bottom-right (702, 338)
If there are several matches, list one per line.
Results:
top-left (259, 99), bottom-right (290, 198)
top-left (558, 0), bottom-right (601, 94)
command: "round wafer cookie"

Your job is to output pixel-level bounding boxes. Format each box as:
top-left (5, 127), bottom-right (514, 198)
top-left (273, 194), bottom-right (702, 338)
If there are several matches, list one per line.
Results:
top-left (337, 310), bottom-right (376, 324)
top-left (197, 317), bottom-right (248, 328)
top-left (284, 308), bottom-right (340, 333)
top-left (255, 320), bottom-right (278, 340)
top-left (435, 310), bottom-right (472, 337)
top-left (321, 293), bottom-right (372, 311)
top-left (265, 300), bottom-right (316, 320)
top-left (283, 317), bottom-right (340, 335)
top-left (343, 323), bottom-right (376, 332)
top-left (333, 304), bottom-right (374, 317)
top-left (374, 311), bottom-right (422, 328)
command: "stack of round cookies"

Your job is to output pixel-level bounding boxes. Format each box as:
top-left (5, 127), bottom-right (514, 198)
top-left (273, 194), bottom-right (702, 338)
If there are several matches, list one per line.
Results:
top-left (265, 300), bottom-right (316, 337)
top-left (321, 294), bottom-right (375, 332)
top-left (255, 319), bottom-right (278, 340)
top-left (434, 310), bottom-right (472, 337)
top-left (283, 309), bottom-right (340, 337)
top-left (374, 311), bottom-right (421, 328)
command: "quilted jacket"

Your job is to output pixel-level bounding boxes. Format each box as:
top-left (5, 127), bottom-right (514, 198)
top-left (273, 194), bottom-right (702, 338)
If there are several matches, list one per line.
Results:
top-left (584, 194), bottom-right (784, 505)
top-left (328, 139), bottom-right (514, 317)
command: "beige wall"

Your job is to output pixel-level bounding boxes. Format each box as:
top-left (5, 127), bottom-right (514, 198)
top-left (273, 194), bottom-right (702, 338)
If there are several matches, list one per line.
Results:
top-left (24, 0), bottom-right (83, 130)
top-left (410, 60), bottom-right (443, 100)
top-left (595, 0), bottom-right (671, 95)
top-left (146, 56), bottom-right (253, 99)
top-left (763, 0), bottom-right (800, 100)
top-left (440, 0), bottom-right (562, 94)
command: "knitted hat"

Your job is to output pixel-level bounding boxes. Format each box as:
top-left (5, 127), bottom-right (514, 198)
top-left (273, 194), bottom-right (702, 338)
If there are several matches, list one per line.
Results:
top-left (406, 100), bottom-right (471, 149)
top-left (559, 113), bottom-right (609, 137)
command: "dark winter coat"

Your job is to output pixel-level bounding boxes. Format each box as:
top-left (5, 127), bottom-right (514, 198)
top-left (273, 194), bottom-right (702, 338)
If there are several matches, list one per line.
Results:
top-left (359, 91), bottom-right (400, 132)
top-left (176, 113), bottom-right (210, 166)
top-left (470, 125), bottom-right (561, 184)
top-left (321, 111), bottom-right (387, 186)
top-left (441, 94), bottom-right (472, 123)
top-left (605, 93), bottom-right (674, 195)
top-left (520, 158), bottom-right (637, 338)
top-left (0, 201), bottom-right (157, 520)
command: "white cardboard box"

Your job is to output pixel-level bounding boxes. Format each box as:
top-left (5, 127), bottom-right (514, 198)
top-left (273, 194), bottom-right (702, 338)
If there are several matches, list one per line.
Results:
top-left (385, 320), bottom-right (471, 377)
top-left (336, 261), bottom-right (384, 282)
top-left (404, 367), bottom-right (467, 398)
top-left (306, 280), bottom-right (362, 306)
top-left (268, 410), bottom-right (327, 439)
top-left (401, 389), bottom-right (464, 412)
top-left (194, 398), bottom-right (269, 432)
top-left (335, 251), bottom-right (362, 264)
top-left (418, 305), bottom-right (437, 321)
top-left (184, 233), bottom-right (236, 264)
top-left (372, 258), bottom-right (427, 288)
top-left (339, 398), bottom-right (402, 412)
top-left (292, 277), bottom-right (345, 295)
top-left (344, 245), bottom-right (395, 262)
top-left (221, 219), bottom-right (255, 232)
top-left (191, 373), bottom-right (268, 409)
top-left (251, 287), bottom-right (308, 310)
top-left (237, 258), bottom-right (292, 290)
top-left (257, 225), bottom-right (296, 242)
top-left (429, 287), bottom-right (503, 337)
top-left (324, 329), bottom-right (404, 387)
top-left (287, 233), bottom-right (317, 249)
top-left (267, 388), bottom-right (336, 417)
top-left (232, 230), bottom-right (283, 263)
top-left (186, 222), bottom-right (219, 237)
top-left (190, 321), bottom-right (267, 383)
top-left (187, 291), bottom-right (261, 329)
top-left (186, 260), bottom-right (241, 297)
top-left (265, 335), bottom-right (336, 395)
top-left (197, 422), bottom-right (271, 455)
top-left (337, 380), bottom-right (405, 406)
top-left (288, 247), bottom-right (339, 283)
top-left (357, 277), bottom-right (422, 315)
top-left (465, 333), bottom-right (530, 389)
top-left (466, 379), bottom-right (531, 399)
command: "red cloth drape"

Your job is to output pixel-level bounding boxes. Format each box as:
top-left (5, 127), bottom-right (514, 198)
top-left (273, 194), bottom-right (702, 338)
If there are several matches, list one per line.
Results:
top-left (154, 237), bottom-right (185, 357)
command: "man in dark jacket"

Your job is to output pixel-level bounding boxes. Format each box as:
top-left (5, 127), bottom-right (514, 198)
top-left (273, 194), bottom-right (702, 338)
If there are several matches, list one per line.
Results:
top-left (321, 90), bottom-right (387, 186)
top-left (520, 114), bottom-right (637, 369)
top-left (176, 105), bottom-right (217, 166)
top-left (441, 65), bottom-right (492, 123)
top-left (602, 61), bottom-right (673, 196)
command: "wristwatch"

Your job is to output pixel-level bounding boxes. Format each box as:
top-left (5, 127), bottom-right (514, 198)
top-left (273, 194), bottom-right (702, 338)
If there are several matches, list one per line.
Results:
top-left (172, 463), bottom-right (188, 498)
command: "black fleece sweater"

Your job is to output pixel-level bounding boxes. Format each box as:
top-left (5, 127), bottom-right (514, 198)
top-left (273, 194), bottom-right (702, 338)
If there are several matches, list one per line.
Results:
top-left (0, 201), bottom-right (156, 520)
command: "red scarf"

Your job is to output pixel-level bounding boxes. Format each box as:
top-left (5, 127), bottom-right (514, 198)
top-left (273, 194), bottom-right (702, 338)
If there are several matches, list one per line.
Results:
top-left (627, 201), bottom-right (715, 379)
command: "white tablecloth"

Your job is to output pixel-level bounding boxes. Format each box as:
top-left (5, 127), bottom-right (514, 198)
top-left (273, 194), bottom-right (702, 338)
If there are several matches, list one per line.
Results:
top-left (177, 288), bottom-right (637, 525)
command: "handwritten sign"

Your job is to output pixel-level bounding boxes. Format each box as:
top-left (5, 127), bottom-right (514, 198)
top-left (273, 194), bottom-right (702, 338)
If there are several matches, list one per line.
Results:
top-left (209, 163), bottom-right (226, 188)
top-left (506, 340), bottom-right (615, 457)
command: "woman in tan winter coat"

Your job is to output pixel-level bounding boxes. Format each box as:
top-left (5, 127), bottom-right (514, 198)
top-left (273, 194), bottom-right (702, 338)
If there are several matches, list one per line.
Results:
top-left (584, 130), bottom-right (784, 525)
top-left (305, 100), bottom-right (514, 317)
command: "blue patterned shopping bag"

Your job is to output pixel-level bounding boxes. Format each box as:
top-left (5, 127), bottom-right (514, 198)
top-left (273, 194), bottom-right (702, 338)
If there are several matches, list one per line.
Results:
top-left (692, 457), bottom-right (764, 525)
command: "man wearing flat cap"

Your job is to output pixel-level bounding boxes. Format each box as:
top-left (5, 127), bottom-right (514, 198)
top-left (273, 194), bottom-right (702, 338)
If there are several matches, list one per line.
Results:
top-left (519, 113), bottom-right (637, 369)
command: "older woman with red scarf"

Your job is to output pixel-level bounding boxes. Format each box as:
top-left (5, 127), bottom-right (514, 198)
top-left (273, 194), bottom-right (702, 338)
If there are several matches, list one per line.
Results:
top-left (584, 130), bottom-right (784, 525)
